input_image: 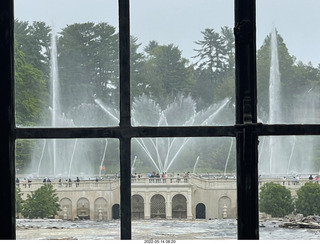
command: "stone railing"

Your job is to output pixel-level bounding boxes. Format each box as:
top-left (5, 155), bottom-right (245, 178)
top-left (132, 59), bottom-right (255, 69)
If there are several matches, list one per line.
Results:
top-left (131, 176), bottom-right (190, 184)
top-left (17, 179), bottom-right (120, 192)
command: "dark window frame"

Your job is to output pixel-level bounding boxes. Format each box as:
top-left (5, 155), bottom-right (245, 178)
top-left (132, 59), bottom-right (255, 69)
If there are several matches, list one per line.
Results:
top-left (1, 0), bottom-right (320, 240)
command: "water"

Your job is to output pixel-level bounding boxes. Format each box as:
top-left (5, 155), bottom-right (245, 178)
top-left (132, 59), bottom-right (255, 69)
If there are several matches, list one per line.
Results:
top-left (16, 219), bottom-right (320, 240)
top-left (258, 28), bottom-right (318, 175)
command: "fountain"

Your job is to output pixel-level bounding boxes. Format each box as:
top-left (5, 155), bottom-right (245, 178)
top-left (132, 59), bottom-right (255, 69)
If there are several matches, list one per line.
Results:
top-left (95, 95), bottom-right (233, 173)
top-left (28, 30), bottom-right (235, 178)
top-left (258, 28), bottom-right (318, 175)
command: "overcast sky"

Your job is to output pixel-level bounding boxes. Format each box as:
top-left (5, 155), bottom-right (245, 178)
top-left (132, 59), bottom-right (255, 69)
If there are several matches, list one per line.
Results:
top-left (15, 0), bottom-right (320, 66)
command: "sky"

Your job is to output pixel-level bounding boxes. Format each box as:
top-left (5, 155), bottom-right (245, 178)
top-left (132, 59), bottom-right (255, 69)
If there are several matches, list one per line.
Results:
top-left (14, 0), bottom-right (320, 66)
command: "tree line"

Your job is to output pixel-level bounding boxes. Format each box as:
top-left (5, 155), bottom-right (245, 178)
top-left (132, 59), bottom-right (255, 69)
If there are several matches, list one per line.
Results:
top-left (14, 20), bottom-right (320, 173)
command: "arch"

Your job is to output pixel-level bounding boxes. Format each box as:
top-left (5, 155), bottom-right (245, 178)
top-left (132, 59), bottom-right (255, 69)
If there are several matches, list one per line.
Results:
top-left (112, 204), bottom-right (120, 219)
top-left (218, 196), bottom-right (232, 219)
top-left (94, 197), bottom-right (107, 220)
top-left (150, 194), bottom-right (166, 219)
top-left (77, 197), bottom-right (90, 220)
top-left (196, 203), bottom-right (206, 219)
top-left (59, 198), bottom-right (72, 220)
top-left (132, 194), bottom-right (144, 219)
top-left (172, 194), bottom-right (187, 219)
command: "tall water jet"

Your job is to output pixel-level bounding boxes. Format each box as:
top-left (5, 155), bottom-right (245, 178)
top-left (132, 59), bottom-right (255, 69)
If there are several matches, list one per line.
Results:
top-left (268, 28), bottom-right (283, 174)
top-left (50, 31), bottom-right (60, 176)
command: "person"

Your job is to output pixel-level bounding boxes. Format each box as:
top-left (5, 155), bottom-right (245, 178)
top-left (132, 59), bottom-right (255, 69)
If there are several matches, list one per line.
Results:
top-left (43, 178), bottom-right (47, 184)
top-left (76, 177), bottom-right (80, 187)
top-left (282, 176), bottom-right (286, 185)
top-left (27, 178), bottom-right (32, 188)
top-left (68, 178), bottom-right (72, 187)
top-left (296, 175), bottom-right (300, 185)
top-left (309, 175), bottom-right (314, 181)
top-left (95, 177), bottom-right (99, 182)
top-left (315, 175), bottom-right (319, 184)
top-left (291, 176), bottom-right (296, 185)
top-left (16, 178), bottom-right (20, 187)
top-left (58, 178), bottom-right (62, 186)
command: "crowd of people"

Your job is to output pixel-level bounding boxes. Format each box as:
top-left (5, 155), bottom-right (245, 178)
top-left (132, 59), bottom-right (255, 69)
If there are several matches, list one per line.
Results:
top-left (282, 174), bottom-right (319, 185)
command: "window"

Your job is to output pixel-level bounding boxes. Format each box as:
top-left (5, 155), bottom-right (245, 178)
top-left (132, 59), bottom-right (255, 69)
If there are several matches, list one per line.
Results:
top-left (2, 0), bottom-right (320, 240)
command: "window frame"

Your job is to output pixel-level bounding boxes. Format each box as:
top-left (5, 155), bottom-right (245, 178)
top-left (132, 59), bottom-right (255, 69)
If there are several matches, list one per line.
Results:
top-left (2, 0), bottom-right (320, 240)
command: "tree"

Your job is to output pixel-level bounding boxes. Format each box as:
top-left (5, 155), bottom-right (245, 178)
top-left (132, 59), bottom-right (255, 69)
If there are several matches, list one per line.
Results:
top-left (58, 22), bottom-right (119, 111)
top-left (142, 42), bottom-right (195, 104)
top-left (296, 182), bottom-right (320, 216)
top-left (259, 182), bottom-right (294, 217)
top-left (15, 41), bottom-right (48, 126)
top-left (16, 187), bottom-right (24, 217)
top-left (22, 184), bottom-right (61, 219)
top-left (193, 28), bottom-right (228, 84)
top-left (14, 20), bottom-right (51, 81)
top-left (192, 28), bottom-right (233, 107)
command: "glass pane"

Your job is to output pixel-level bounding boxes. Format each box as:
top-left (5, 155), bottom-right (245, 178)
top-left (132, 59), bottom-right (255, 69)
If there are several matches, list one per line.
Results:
top-left (130, 0), bottom-right (235, 126)
top-left (131, 137), bottom-right (237, 239)
top-left (257, 0), bottom-right (320, 124)
top-left (16, 138), bottom-right (120, 240)
top-left (258, 136), bottom-right (320, 240)
top-left (14, 1), bottom-right (119, 127)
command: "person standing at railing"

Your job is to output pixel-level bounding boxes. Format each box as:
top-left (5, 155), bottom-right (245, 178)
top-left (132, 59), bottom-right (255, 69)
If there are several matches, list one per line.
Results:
top-left (27, 178), bottom-right (32, 188)
top-left (282, 176), bottom-right (286, 185)
top-left (68, 178), bottom-right (72, 187)
top-left (315, 175), bottom-right (319, 184)
top-left (76, 177), bottom-right (80, 187)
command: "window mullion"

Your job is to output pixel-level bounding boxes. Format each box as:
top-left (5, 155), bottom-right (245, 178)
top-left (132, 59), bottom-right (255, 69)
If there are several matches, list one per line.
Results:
top-left (119, 0), bottom-right (132, 240)
top-left (0, 0), bottom-right (15, 240)
top-left (234, 0), bottom-right (259, 239)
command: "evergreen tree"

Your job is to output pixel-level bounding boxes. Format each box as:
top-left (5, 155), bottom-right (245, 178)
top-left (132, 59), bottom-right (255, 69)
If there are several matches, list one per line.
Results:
top-left (142, 42), bottom-right (195, 104)
top-left (193, 28), bottom-right (228, 84)
top-left (296, 182), bottom-right (320, 216)
top-left (22, 184), bottom-right (61, 219)
top-left (58, 22), bottom-right (119, 111)
top-left (14, 20), bottom-right (51, 81)
top-left (259, 182), bottom-right (294, 217)
top-left (15, 41), bottom-right (48, 126)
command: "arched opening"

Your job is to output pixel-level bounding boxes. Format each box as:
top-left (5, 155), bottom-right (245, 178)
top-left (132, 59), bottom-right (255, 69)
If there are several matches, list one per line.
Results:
top-left (59, 198), bottom-right (72, 220)
top-left (196, 203), bottom-right (206, 219)
top-left (172, 194), bottom-right (187, 219)
top-left (94, 197), bottom-right (107, 220)
top-left (77, 197), bottom-right (90, 220)
top-left (112, 203), bottom-right (120, 219)
top-left (132, 194), bottom-right (144, 219)
top-left (150, 194), bottom-right (166, 219)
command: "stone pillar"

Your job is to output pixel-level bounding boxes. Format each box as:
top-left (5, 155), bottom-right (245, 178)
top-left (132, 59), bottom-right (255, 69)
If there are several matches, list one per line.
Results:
top-left (144, 193), bottom-right (150, 219)
top-left (187, 191), bottom-right (192, 219)
top-left (166, 192), bottom-right (172, 219)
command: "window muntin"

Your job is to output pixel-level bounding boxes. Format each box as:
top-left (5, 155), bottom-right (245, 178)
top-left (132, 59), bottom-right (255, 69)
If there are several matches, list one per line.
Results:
top-left (9, 0), bottom-right (320, 241)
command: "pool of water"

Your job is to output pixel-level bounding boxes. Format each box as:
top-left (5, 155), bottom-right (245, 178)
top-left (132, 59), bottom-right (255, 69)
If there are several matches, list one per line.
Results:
top-left (16, 219), bottom-right (320, 240)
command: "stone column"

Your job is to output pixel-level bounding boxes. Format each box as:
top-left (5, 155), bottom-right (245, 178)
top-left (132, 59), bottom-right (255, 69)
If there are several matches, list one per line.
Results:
top-left (144, 192), bottom-right (150, 219)
top-left (187, 191), bottom-right (192, 219)
top-left (166, 192), bottom-right (172, 219)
